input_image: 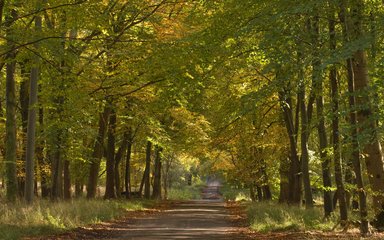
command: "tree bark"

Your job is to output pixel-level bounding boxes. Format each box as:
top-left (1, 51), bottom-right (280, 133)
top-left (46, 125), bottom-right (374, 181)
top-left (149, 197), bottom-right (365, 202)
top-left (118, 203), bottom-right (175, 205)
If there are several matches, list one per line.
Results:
top-left (144, 141), bottom-right (152, 199)
top-left (19, 63), bottom-right (29, 197)
top-left (339, 2), bottom-right (369, 233)
top-left (308, 15), bottom-right (332, 217)
top-left (347, 57), bottom-right (369, 234)
top-left (86, 106), bottom-right (110, 198)
top-left (63, 159), bottom-right (71, 199)
top-left (343, 0), bottom-right (384, 228)
top-left (104, 105), bottom-right (117, 199)
top-left (152, 146), bottom-right (162, 199)
top-left (125, 134), bottom-right (132, 199)
top-left (330, 48), bottom-right (349, 225)
top-left (4, 6), bottom-right (18, 202)
top-left (114, 133), bottom-right (128, 198)
top-left (25, 6), bottom-right (42, 204)
top-left (37, 102), bottom-right (49, 197)
top-left (50, 133), bottom-right (64, 200)
top-left (279, 89), bottom-right (301, 205)
top-left (298, 81), bottom-right (313, 208)
top-left (279, 155), bottom-right (290, 203)
top-left (328, 9), bottom-right (348, 224)
top-left (256, 186), bottom-right (263, 201)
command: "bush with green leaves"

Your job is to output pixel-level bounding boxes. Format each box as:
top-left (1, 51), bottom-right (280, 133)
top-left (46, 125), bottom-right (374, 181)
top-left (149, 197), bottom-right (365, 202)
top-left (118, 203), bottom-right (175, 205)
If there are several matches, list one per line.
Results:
top-left (247, 202), bottom-right (339, 232)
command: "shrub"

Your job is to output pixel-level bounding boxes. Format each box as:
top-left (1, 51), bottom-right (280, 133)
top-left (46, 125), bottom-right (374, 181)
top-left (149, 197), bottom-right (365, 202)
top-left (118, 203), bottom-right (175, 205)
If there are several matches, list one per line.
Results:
top-left (247, 201), bottom-right (338, 232)
top-left (167, 185), bottom-right (202, 200)
top-left (0, 198), bottom-right (152, 239)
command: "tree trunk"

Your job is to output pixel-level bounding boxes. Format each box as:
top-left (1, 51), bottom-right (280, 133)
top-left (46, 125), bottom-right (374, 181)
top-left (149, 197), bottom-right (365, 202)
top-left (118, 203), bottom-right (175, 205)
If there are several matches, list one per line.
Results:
top-left (250, 184), bottom-right (256, 202)
top-left (256, 186), bottom-right (263, 201)
top-left (144, 141), bottom-right (152, 199)
top-left (298, 81), bottom-right (313, 208)
top-left (353, 50), bottom-right (384, 205)
top-left (347, 57), bottom-right (369, 234)
top-left (279, 89), bottom-right (301, 205)
top-left (114, 133), bottom-right (128, 198)
top-left (125, 135), bottom-right (132, 199)
top-left (104, 105), bottom-right (117, 199)
top-left (347, 0), bottom-right (384, 228)
top-left (262, 185), bottom-right (272, 201)
top-left (50, 134), bottom-right (64, 200)
top-left (162, 154), bottom-right (172, 200)
top-left (152, 146), bottom-right (162, 199)
top-left (279, 155), bottom-right (290, 203)
top-left (86, 106), bottom-right (110, 198)
top-left (63, 159), bottom-right (71, 199)
top-left (19, 63), bottom-right (29, 197)
top-left (25, 9), bottom-right (42, 204)
top-left (37, 103), bottom-right (49, 198)
top-left (329, 15), bottom-right (348, 222)
top-left (310, 16), bottom-right (333, 217)
top-left (75, 181), bottom-right (83, 198)
top-left (339, 3), bottom-right (369, 233)
top-left (4, 6), bottom-right (18, 202)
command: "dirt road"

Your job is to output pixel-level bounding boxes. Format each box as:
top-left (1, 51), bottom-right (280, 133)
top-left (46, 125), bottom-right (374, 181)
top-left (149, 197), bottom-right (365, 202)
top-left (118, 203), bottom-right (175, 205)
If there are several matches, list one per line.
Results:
top-left (38, 185), bottom-right (249, 240)
top-left (107, 199), bottom-right (247, 239)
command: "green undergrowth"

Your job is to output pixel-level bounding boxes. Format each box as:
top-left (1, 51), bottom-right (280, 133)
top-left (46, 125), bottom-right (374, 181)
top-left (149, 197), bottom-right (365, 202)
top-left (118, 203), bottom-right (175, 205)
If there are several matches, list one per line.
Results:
top-left (0, 198), bottom-right (155, 240)
top-left (247, 201), bottom-right (339, 233)
top-left (167, 185), bottom-right (203, 200)
top-left (220, 185), bottom-right (251, 201)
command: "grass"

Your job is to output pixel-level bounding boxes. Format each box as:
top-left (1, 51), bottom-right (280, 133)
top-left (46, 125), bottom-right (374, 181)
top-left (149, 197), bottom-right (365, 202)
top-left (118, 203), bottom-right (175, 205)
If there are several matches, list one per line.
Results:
top-left (220, 185), bottom-right (251, 201)
top-left (0, 198), bottom-right (154, 240)
top-left (167, 185), bottom-right (202, 200)
top-left (246, 201), bottom-right (339, 233)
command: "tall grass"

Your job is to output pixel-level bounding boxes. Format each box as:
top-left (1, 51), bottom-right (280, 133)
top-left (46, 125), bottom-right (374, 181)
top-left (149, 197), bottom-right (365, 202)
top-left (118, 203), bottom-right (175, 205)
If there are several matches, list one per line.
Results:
top-left (0, 198), bottom-right (153, 239)
top-left (247, 201), bottom-right (339, 232)
top-left (220, 185), bottom-right (250, 201)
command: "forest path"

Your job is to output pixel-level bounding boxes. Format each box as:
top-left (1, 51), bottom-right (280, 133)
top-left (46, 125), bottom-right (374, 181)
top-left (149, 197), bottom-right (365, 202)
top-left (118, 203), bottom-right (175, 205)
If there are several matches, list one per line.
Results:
top-left (107, 199), bottom-right (248, 239)
top-left (37, 185), bottom-right (250, 240)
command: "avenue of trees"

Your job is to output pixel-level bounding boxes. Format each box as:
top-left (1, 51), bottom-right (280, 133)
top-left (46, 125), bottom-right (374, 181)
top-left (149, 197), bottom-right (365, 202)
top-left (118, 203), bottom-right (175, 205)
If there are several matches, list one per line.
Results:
top-left (0, 0), bottom-right (384, 236)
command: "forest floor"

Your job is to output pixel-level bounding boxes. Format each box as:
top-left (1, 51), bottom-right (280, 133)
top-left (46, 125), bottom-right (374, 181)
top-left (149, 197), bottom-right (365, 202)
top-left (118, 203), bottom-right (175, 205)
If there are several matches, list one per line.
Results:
top-left (25, 186), bottom-right (384, 240)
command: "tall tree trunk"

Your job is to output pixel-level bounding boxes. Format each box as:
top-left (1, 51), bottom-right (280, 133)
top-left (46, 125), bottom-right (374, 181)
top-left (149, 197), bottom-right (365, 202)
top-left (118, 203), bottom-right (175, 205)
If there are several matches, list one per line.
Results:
top-left (63, 159), bottom-right (71, 199)
top-left (330, 52), bottom-right (349, 226)
top-left (353, 50), bottom-right (384, 199)
top-left (339, 2), bottom-right (369, 233)
top-left (347, 57), bottom-right (369, 234)
top-left (4, 6), bottom-right (18, 202)
top-left (50, 132), bottom-right (64, 200)
top-left (104, 105), bottom-right (117, 199)
top-left (152, 146), bottom-right (162, 199)
top-left (25, 6), bottom-right (42, 204)
top-left (256, 186), bottom-right (263, 201)
top-left (279, 89), bottom-right (301, 205)
top-left (19, 63), bottom-right (29, 197)
top-left (162, 154), bottom-right (172, 200)
top-left (298, 81), bottom-right (313, 208)
top-left (345, 0), bottom-right (384, 227)
top-left (114, 133), bottom-right (128, 198)
top-left (86, 106), bottom-right (110, 198)
top-left (328, 13), bottom-right (348, 224)
top-left (125, 134), bottom-right (132, 199)
top-left (308, 15), bottom-right (332, 217)
top-left (37, 102), bottom-right (49, 197)
top-left (279, 155), bottom-right (290, 203)
top-left (144, 141), bottom-right (152, 199)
